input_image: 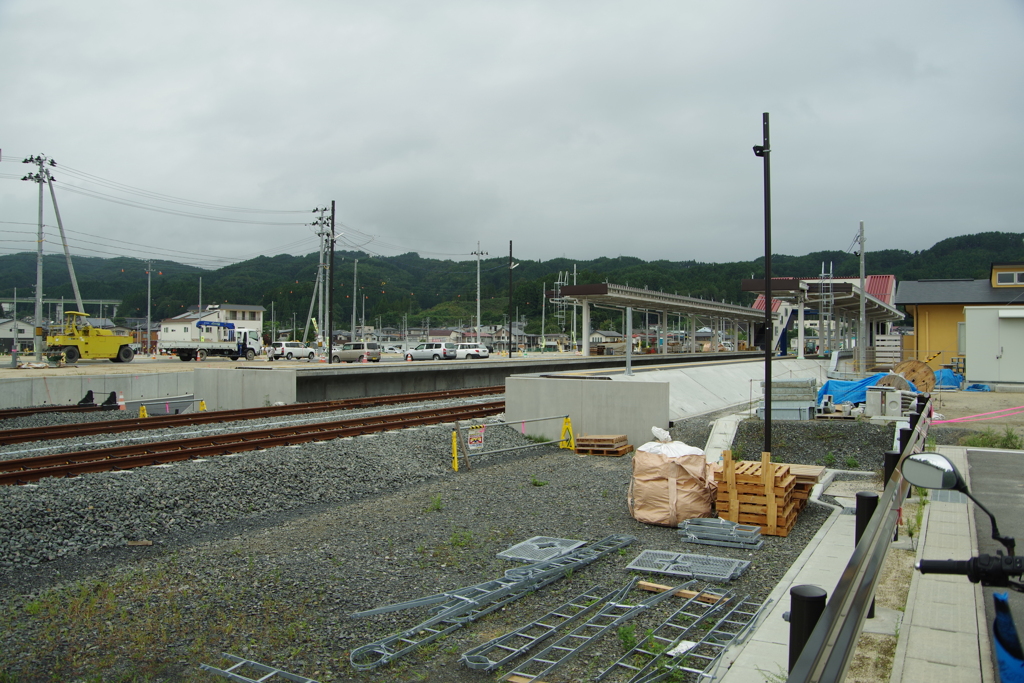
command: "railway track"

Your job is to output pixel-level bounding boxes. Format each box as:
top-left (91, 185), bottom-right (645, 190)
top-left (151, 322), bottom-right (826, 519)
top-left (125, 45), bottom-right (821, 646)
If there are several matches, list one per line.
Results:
top-left (0, 386), bottom-right (505, 447)
top-left (0, 400), bottom-right (506, 485)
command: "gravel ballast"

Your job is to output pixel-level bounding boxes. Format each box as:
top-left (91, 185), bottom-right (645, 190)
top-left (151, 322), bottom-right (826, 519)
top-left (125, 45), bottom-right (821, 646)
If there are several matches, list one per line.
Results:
top-left (0, 409), bottom-right (925, 682)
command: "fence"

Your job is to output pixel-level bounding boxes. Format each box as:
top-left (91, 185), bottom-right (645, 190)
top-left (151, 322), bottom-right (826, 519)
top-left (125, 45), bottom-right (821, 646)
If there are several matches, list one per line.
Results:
top-left (450, 415), bottom-right (575, 471)
top-left (787, 393), bottom-right (933, 682)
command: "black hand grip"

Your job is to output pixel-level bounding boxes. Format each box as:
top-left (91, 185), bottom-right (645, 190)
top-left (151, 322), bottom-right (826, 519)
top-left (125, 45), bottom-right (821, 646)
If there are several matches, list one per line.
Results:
top-left (916, 559), bottom-right (972, 575)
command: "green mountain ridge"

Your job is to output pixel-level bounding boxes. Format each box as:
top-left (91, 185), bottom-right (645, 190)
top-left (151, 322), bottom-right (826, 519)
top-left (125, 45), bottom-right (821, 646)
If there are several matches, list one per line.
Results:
top-left (1, 231), bottom-right (1021, 334)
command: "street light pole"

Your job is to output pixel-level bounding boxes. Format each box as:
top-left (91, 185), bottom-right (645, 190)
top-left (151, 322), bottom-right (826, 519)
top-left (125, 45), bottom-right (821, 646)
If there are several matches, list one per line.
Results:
top-left (753, 112), bottom-right (773, 455)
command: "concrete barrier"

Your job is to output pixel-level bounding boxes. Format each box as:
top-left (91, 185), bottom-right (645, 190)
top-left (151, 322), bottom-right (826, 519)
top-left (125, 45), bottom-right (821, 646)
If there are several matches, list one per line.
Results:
top-left (1, 372), bottom-right (194, 408)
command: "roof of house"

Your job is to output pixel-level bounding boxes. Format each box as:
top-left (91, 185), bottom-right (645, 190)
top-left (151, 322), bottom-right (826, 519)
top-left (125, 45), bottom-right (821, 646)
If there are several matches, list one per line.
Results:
top-left (895, 279), bottom-right (1024, 306)
top-left (593, 330), bottom-right (624, 337)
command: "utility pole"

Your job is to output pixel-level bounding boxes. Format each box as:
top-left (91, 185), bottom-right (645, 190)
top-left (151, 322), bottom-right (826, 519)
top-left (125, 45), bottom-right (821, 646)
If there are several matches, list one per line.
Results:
top-left (541, 282), bottom-right (546, 352)
top-left (858, 221), bottom-right (867, 374)
top-left (22, 157), bottom-right (45, 360)
top-left (306, 207), bottom-right (330, 346)
top-left (328, 200), bottom-right (336, 363)
top-left (507, 241), bottom-right (516, 357)
top-left (472, 242), bottom-right (487, 346)
top-left (351, 259), bottom-right (358, 344)
top-left (146, 261), bottom-right (152, 354)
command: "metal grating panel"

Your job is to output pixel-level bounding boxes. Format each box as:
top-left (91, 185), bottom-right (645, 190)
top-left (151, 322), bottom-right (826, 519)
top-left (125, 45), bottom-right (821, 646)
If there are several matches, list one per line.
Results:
top-left (497, 536), bottom-right (586, 562)
top-left (626, 550), bottom-right (750, 582)
top-left (678, 518), bottom-right (764, 550)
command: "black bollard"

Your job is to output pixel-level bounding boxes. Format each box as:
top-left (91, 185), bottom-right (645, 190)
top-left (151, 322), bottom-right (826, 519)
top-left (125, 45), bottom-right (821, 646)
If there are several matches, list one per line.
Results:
top-left (856, 491), bottom-right (879, 618)
top-left (884, 450), bottom-right (902, 540)
top-left (899, 426), bottom-right (914, 454)
top-left (789, 585), bottom-right (828, 672)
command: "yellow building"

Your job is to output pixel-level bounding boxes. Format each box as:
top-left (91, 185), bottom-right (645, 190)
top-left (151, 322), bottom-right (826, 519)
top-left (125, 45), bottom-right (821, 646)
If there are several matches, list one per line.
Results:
top-left (895, 263), bottom-right (1024, 370)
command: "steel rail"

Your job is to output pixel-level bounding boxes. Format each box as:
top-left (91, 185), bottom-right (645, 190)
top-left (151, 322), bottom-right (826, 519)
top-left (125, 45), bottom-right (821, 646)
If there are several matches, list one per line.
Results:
top-left (0, 386), bottom-right (505, 447)
top-left (0, 401), bottom-right (505, 485)
top-left (0, 403), bottom-right (106, 420)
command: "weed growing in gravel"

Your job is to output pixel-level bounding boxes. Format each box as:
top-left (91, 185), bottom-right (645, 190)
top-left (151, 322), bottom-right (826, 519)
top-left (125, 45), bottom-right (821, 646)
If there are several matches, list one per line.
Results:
top-left (450, 529), bottom-right (473, 547)
top-left (845, 456), bottom-right (860, 469)
top-left (426, 494), bottom-right (443, 512)
top-left (525, 433), bottom-right (549, 444)
top-left (960, 426), bottom-right (1024, 449)
top-left (530, 474), bottom-right (548, 486)
top-left (617, 624), bottom-right (637, 650)
top-left (821, 452), bottom-right (836, 467)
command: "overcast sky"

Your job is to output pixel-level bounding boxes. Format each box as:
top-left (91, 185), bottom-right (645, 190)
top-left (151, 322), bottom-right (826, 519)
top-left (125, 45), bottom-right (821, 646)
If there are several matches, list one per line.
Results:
top-left (2, 1), bottom-right (1022, 270)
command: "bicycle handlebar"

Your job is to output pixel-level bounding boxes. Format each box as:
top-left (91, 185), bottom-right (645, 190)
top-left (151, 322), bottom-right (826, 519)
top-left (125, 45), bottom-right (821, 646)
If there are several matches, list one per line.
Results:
top-left (916, 554), bottom-right (1024, 586)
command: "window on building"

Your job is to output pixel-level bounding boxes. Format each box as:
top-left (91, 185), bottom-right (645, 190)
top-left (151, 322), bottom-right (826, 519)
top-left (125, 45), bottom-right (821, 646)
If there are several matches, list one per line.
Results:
top-left (997, 271), bottom-right (1024, 285)
top-left (229, 311), bottom-right (237, 320)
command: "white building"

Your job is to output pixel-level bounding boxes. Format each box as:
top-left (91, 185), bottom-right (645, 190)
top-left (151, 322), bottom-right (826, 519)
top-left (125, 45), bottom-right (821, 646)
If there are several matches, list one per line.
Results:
top-left (160, 304), bottom-right (266, 343)
top-left (0, 318), bottom-right (32, 353)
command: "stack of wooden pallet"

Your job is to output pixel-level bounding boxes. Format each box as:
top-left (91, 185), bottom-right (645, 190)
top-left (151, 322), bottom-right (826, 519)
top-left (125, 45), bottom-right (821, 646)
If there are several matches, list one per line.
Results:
top-left (714, 451), bottom-right (798, 537)
top-left (575, 435), bottom-right (634, 457)
top-left (789, 464), bottom-right (826, 512)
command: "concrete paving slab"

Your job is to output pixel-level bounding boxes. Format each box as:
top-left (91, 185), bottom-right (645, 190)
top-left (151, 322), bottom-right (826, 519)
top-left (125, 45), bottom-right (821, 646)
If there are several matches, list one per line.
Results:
top-left (904, 625), bottom-right (982, 667)
top-left (861, 606), bottom-right (903, 636)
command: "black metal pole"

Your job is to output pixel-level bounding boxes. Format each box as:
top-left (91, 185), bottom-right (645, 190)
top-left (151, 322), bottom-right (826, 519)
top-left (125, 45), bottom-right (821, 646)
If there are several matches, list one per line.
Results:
top-left (754, 112), bottom-right (772, 453)
top-left (789, 584), bottom-right (827, 672)
top-left (855, 491), bottom-right (879, 618)
top-left (328, 200), bottom-right (335, 364)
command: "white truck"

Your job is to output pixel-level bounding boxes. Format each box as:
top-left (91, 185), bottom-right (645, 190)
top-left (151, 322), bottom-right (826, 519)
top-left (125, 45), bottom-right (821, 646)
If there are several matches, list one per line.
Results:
top-left (158, 321), bottom-right (262, 362)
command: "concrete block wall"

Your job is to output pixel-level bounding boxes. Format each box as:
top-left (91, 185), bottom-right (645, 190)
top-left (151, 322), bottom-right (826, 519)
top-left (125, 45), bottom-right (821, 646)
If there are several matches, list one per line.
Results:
top-left (505, 376), bottom-right (670, 450)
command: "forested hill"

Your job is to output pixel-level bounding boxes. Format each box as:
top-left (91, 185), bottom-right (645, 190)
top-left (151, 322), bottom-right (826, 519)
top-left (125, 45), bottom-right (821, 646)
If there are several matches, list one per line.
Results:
top-left (1, 231), bottom-right (1021, 331)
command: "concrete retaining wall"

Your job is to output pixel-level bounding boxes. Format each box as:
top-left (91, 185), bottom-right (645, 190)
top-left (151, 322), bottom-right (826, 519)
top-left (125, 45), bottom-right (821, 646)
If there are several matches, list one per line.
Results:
top-left (1, 373), bottom-right (193, 408)
top-left (194, 368), bottom-right (296, 410)
top-left (505, 376), bottom-right (670, 450)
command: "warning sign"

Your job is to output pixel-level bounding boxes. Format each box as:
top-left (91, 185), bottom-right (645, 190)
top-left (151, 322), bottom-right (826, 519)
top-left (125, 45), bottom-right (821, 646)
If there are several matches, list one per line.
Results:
top-left (468, 425), bottom-right (485, 450)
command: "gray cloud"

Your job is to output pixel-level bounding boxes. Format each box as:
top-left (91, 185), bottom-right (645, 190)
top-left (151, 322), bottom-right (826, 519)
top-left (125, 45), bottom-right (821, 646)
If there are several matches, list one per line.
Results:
top-left (1, 1), bottom-right (1022, 268)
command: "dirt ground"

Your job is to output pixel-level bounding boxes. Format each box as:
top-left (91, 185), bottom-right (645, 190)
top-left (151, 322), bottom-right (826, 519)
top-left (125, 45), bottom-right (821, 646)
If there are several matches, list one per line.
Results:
top-left (928, 389), bottom-right (1024, 432)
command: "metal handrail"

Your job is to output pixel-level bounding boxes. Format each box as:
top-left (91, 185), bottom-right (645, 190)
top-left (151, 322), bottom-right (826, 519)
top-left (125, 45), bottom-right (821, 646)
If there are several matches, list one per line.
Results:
top-left (787, 395), bottom-right (933, 682)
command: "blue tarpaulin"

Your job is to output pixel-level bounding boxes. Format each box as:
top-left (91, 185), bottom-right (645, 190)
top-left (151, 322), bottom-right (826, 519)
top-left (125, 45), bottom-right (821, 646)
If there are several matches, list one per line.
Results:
top-left (817, 373), bottom-right (919, 406)
top-left (934, 368), bottom-right (964, 390)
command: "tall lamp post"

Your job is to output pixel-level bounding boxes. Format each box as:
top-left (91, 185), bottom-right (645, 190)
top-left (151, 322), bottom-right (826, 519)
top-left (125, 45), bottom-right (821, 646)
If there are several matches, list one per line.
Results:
top-left (753, 112), bottom-right (773, 455)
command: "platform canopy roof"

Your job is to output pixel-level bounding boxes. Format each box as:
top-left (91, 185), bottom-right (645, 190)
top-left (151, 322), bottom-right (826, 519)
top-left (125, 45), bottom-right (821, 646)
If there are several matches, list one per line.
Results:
top-left (742, 278), bottom-right (904, 324)
top-left (558, 283), bottom-right (766, 322)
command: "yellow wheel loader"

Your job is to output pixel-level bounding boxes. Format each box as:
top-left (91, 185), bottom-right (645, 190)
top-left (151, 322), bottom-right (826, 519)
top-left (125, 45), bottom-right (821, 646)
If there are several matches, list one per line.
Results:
top-left (46, 311), bottom-right (135, 363)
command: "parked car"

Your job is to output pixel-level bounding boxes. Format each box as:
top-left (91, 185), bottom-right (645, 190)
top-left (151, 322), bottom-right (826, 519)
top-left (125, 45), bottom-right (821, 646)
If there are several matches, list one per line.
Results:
top-left (330, 341), bottom-right (381, 363)
top-left (405, 342), bottom-right (456, 361)
top-left (269, 341), bottom-right (315, 360)
top-left (384, 345), bottom-right (406, 354)
top-left (455, 342), bottom-right (489, 359)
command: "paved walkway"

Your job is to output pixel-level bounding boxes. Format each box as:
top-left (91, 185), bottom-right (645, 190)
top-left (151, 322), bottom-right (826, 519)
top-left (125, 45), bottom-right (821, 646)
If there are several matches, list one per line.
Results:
top-left (718, 446), bottom-right (993, 682)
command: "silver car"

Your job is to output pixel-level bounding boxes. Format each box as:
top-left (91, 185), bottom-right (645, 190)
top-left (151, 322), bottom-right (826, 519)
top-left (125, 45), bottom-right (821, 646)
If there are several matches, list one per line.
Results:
top-left (270, 341), bottom-right (315, 360)
top-left (405, 342), bottom-right (457, 360)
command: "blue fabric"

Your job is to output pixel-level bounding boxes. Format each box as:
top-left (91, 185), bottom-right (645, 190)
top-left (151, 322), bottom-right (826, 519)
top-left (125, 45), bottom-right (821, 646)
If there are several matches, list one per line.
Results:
top-left (994, 592), bottom-right (1024, 683)
top-left (816, 373), bottom-right (920, 406)
top-left (933, 368), bottom-right (964, 390)
top-left (966, 383), bottom-right (992, 392)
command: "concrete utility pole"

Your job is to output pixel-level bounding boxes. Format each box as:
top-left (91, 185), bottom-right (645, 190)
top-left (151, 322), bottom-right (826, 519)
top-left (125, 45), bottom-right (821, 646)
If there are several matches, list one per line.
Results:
top-left (328, 200), bottom-right (336, 363)
top-left (473, 242), bottom-right (487, 346)
top-left (146, 261), bottom-right (152, 354)
top-left (507, 241), bottom-right (517, 357)
top-left (858, 221), bottom-right (867, 374)
top-left (351, 259), bottom-right (358, 344)
top-left (20, 157), bottom-right (46, 360)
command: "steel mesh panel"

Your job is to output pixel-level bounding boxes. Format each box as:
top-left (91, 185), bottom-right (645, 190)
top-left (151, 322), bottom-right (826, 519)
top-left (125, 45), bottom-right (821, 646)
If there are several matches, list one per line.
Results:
top-left (496, 536), bottom-right (586, 562)
top-left (625, 550), bottom-right (750, 582)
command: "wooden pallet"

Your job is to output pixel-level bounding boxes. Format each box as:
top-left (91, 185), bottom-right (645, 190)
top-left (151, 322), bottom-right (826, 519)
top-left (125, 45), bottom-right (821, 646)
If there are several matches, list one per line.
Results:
top-left (715, 451), bottom-right (797, 536)
top-left (576, 434), bottom-right (627, 448)
top-left (575, 435), bottom-right (632, 456)
top-left (575, 444), bottom-right (634, 457)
